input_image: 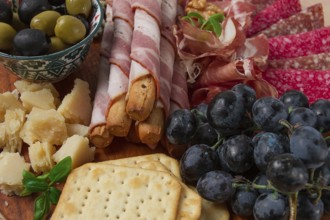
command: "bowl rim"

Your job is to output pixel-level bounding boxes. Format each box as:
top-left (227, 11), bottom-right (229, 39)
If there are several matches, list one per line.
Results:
top-left (0, 0), bottom-right (104, 60)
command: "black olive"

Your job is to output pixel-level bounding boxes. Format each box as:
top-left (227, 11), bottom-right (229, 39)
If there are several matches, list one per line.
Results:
top-left (13, 28), bottom-right (51, 56)
top-left (18, 0), bottom-right (52, 24)
top-left (0, 0), bottom-right (13, 24)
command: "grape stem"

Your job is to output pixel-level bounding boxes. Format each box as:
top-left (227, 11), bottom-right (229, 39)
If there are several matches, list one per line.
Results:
top-left (289, 192), bottom-right (298, 220)
top-left (279, 119), bottom-right (294, 135)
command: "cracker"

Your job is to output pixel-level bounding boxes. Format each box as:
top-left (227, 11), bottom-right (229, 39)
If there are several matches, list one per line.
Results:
top-left (102, 153), bottom-right (181, 179)
top-left (51, 163), bottom-right (182, 220)
top-left (199, 198), bottom-right (230, 220)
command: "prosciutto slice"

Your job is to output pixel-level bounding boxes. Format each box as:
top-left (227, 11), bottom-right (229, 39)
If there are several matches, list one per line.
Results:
top-left (89, 4), bottom-right (114, 131)
top-left (268, 27), bottom-right (330, 60)
top-left (128, 0), bottom-right (162, 98)
top-left (268, 52), bottom-right (330, 70)
top-left (246, 0), bottom-right (301, 37)
top-left (264, 68), bottom-right (330, 103)
top-left (258, 4), bottom-right (324, 38)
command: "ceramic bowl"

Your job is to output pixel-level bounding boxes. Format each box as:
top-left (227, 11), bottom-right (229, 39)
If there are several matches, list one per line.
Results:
top-left (0, 0), bottom-right (103, 82)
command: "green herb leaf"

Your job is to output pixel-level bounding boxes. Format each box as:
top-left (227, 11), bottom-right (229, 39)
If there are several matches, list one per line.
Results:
top-left (24, 179), bottom-right (49, 193)
top-left (209, 17), bottom-right (222, 37)
top-left (49, 156), bottom-right (72, 184)
top-left (34, 192), bottom-right (51, 220)
top-left (182, 12), bottom-right (206, 26)
top-left (49, 187), bottom-right (61, 205)
top-left (22, 170), bottom-right (36, 183)
top-left (36, 173), bottom-right (49, 181)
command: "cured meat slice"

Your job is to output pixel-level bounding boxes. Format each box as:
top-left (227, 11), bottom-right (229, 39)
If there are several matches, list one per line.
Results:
top-left (268, 27), bottom-right (330, 60)
top-left (112, 0), bottom-right (134, 26)
top-left (258, 4), bottom-right (324, 38)
top-left (263, 68), bottom-right (330, 103)
top-left (268, 52), bottom-right (330, 70)
top-left (160, 0), bottom-right (177, 47)
top-left (246, 0), bottom-right (301, 37)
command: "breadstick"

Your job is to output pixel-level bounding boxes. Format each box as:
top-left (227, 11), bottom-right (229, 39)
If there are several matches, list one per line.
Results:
top-left (126, 75), bottom-right (157, 121)
top-left (106, 95), bottom-right (132, 137)
top-left (125, 121), bottom-right (141, 144)
top-left (137, 106), bottom-right (164, 148)
top-left (89, 125), bottom-right (114, 148)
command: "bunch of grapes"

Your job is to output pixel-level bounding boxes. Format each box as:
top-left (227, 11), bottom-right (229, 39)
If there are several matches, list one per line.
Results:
top-left (165, 84), bottom-right (330, 220)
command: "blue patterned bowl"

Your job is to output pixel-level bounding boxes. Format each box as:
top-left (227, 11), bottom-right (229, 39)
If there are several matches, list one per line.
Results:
top-left (0, 0), bottom-right (103, 82)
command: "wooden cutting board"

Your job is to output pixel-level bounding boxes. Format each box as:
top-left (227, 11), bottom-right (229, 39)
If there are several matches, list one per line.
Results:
top-left (0, 39), bottom-right (168, 220)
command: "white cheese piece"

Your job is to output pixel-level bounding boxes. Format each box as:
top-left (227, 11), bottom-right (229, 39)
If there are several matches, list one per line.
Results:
top-left (20, 108), bottom-right (67, 146)
top-left (0, 123), bottom-right (6, 149)
top-left (29, 142), bottom-right (56, 173)
top-left (53, 135), bottom-right (95, 169)
top-left (0, 152), bottom-right (30, 195)
top-left (20, 89), bottom-right (56, 112)
top-left (66, 123), bottom-right (89, 137)
top-left (0, 92), bottom-right (24, 122)
top-left (57, 79), bottom-right (92, 125)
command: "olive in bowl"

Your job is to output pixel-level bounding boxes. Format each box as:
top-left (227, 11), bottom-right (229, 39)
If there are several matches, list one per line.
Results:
top-left (0, 0), bottom-right (103, 82)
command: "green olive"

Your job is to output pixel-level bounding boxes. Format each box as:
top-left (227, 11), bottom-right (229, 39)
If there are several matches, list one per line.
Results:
top-left (54, 15), bottom-right (86, 44)
top-left (11, 13), bottom-right (28, 32)
top-left (0, 22), bottom-right (17, 50)
top-left (49, 36), bottom-right (70, 53)
top-left (30, 10), bottom-right (61, 36)
top-left (65, 0), bottom-right (92, 18)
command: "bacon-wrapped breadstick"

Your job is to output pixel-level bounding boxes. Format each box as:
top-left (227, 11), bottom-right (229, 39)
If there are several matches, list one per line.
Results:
top-left (89, 4), bottom-right (114, 148)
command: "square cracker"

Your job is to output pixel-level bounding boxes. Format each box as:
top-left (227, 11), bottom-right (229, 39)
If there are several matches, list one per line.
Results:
top-left (118, 160), bottom-right (202, 220)
top-left (102, 153), bottom-right (181, 180)
top-left (51, 163), bottom-right (182, 220)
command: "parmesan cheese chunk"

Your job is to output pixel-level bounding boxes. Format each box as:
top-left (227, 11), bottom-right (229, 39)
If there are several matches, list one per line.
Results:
top-left (53, 135), bottom-right (95, 169)
top-left (66, 123), bottom-right (89, 137)
top-left (20, 108), bottom-right (67, 146)
top-left (0, 152), bottom-right (30, 195)
top-left (29, 142), bottom-right (56, 173)
top-left (14, 80), bottom-right (60, 106)
top-left (0, 123), bottom-right (6, 148)
top-left (20, 89), bottom-right (56, 112)
top-left (57, 79), bottom-right (92, 125)
top-left (0, 92), bottom-right (24, 122)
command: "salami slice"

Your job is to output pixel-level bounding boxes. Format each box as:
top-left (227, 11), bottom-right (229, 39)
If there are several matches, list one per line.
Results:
top-left (268, 27), bottom-right (330, 60)
top-left (263, 68), bottom-right (330, 103)
top-left (246, 0), bottom-right (301, 37)
top-left (258, 4), bottom-right (324, 38)
top-left (268, 52), bottom-right (330, 70)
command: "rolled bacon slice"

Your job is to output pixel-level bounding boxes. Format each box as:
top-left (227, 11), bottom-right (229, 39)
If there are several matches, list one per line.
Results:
top-left (258, 4), bottom-right (324, 38)
top-left (268, 27), bottom-right (330, 60)
top-left (268, 52), bottom-right (330, 70)
top-left (246, 0), bottom-right (301, 37)
top-left (264, 68), bottom-right (330, 103)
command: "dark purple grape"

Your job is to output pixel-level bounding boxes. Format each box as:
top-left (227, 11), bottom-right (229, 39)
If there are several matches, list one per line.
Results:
top-left (297, 193), bottom-right (324, 220)
top-left (196, 170), bottom-right (233, 203)
top-left (279, 90), bottom-right (309, 110)
top-left (180, 144), bottom-right (220, 185)
top-left (310, 99), bottom-right (330, 133)
top-left (18, 0), bottom-right (52, 24)
top-left (252, 97), bottom-right (288, 132)
top-left (322, 190), bottom-right (330, 214)
top-left (190, 122), bottom-right (218, 147)
top-left (315, 148), bottom-right (330, 186)
top-left (253, 174), bottom-right (273, 195)
top-left (231, 187), bottom-right (259, 217)
top-left (207, 90), bottom-right (245, 134)
top-left (253, 193), bottom-right (289, 220)
top-left (48, 0), bottom-right (65, 6)
top-left (252, 132), bottom-right (288, 172)
top-left (217, 134), bottom-right (254, 174)
top-left (0, 0), bottom-right (13, 24)
top-left (231, 83), bottom-right (256, 111)
top-left (290, 125), bottom-right (327, 169)
top-left (288, 107), bottom-right (317, 127)
top-left (266, 153), bottom-right (308, 193)
top-left (166, 109), bottom-right (197, 145)
top-left (194, 103), bottom-right (208, 122)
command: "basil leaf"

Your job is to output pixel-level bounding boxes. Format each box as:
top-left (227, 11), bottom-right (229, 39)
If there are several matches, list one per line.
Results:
top-left (49, 187), bottom-right (61, 205)
top-left (209, 17), bottom-right (222, 37)
top-left (49, 156), bottom-right (72, 184)
top-left (24, 179), bottom-right (49, 193)
top-left (209, 13), bottom-right (225, 23)
top-left (34, 192), bottom-right (50, 220)
top-left (37, 173), bottom-right (49, 181)
top-left (186, 11), bottom-right (205, 24)
top-left (182, 16), bottom-right (195, 26)
top-left (22, 170), bottom-right (37, 183)
top-left (20, 188), bottom-right (33, 197)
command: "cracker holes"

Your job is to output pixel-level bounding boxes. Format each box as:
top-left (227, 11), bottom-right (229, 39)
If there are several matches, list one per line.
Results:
top-left (84, 195), bottom-right (88, 200)
top-left (116, 215), bottom-right (120, 219)
top-left (111, 169), bottom-right (115, 173)
top-left (78, 210), bottom-right (82, 215)
top-left (105, 198), bottom-right (110, 202)
top-left (81, 202), bottom-right (85, 207)
top-left (105, 214), bottom-right (110, 218)
top-left (124, 200), bottom-right (128, 205)
top-left (77, 187), bottom-right (81, 191)
top-left (140, 199), bottom-right (144, 204)
top-left (120, 180), bottom-right (125, 185)
top-left (86, 187), bottom-right (91, 192)
top-left (96, 177), bottom-right (100, 182)
top-left (148, 195), bottom-right (152, 200)
top-left (127, 193), bottom-right (131, 197)
top-left (158, 198), bottom-right (162, 202)
top-left (96, 189), bottom-right (100, 193)
top-left (108, 190), bottom-right (112, 195)
top-left (122, 208), bottom-right (126, 212)
top-left (163, 209), bottom-right (166, 214)
top-left (104, 205), bottom-right (107, 210)
top-left (166, 191), bottom-right (170, 196)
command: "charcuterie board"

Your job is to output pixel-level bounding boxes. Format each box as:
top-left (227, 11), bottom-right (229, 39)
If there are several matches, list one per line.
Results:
top-left (1, 0), bottom-right (330, 219)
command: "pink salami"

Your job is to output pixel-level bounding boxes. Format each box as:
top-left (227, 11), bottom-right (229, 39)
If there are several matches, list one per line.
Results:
top-left (263, 68), bottom-right (330, 103)
top-left (246, 0), bottom-right (301, 37)
top-left (268, 52), bottom-right (330, 70)
top-left (269, 27), bottom-right (330, 60)
top-left (258, 4), bottom-right (324, 38)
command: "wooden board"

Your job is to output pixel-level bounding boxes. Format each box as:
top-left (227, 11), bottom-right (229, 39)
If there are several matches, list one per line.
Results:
top-left (0, 39), bottom-right (168, 220)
